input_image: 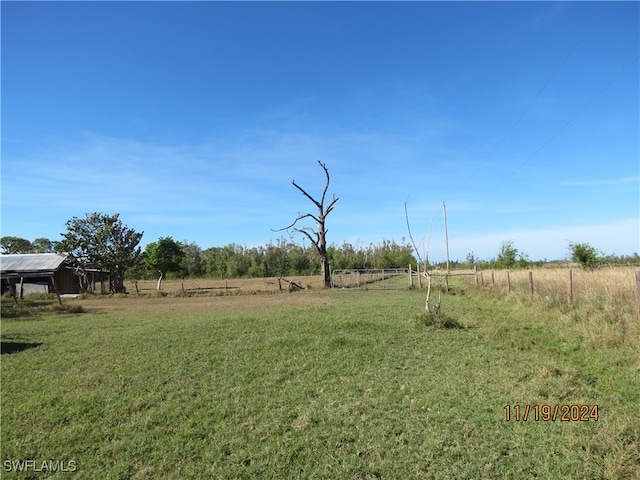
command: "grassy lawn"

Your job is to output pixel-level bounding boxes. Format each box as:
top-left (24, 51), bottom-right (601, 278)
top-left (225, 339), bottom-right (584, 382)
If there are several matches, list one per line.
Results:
top-left (1, 280), bottom-right (638, 479)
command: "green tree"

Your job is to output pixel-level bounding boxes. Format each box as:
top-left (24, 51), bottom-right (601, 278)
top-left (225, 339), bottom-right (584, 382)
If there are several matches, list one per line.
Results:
top-left (263, 241), bottom-right (289, 277)
top-left (247, 246), bottom-right (267, 277)
top-left (289, 243), bottom-right (314, 275)
top-left (144, 237), bottom-right (185, 290)
top-left (568, 242), bottom-right (600, 270)
top-left (58, 213), bottom-right (143, 293)
top-left (0, 236), bottom-right (32, 254)
top-left (32, 238), bottom-right (58, 253)
top-left (495, 240), bottom-right (527, 268)
top-left (374, 240), bottom-right (416, 268)
top-left (180, 241), bottom-right (205, 277)
top-left (203, 247), bottom-right (224, 278)
top-left (465, 252), bottom-right (476, 268)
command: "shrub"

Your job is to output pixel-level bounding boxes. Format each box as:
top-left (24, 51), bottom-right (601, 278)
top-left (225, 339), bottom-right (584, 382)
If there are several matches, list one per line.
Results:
top-left (568, 242), bottom-right (601, 270)
top-left (416, 311), bottom-right (465, 329)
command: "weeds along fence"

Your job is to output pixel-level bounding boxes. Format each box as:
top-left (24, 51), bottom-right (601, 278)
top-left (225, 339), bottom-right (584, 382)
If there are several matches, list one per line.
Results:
top-left (331, 268), bottom-right (411, 289)
top-left (458, 266), bottom-right (640, 329)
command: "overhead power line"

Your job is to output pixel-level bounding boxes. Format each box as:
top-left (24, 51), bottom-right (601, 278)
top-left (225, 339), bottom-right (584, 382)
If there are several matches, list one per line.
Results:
top-left (477, 54), bottom-right (639, 202)
top-left (465, 3), bottom-right (608, 184)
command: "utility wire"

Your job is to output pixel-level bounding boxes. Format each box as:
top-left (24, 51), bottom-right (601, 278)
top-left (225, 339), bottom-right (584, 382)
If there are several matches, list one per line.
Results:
top-left (465, 3), bottom-right (608, 184)
top-left (477, 54), bottom-right (639, 202)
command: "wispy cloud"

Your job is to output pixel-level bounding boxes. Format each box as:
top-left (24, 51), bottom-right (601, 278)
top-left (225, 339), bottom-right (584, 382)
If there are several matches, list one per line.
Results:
top-left (559, 177), bottom-right (639, 186)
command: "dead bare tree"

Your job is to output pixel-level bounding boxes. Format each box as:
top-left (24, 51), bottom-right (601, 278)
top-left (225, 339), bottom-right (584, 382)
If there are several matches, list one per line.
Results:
top-left (274, 161), bottom-right (339, 288)
top-left (405, 198), bottom-right (440, 311)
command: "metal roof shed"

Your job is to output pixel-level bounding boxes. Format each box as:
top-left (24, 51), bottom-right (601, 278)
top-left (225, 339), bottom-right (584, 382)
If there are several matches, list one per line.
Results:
top-left (1, 253), bottom-right (68, 303)
top-left (1, 253), bottom-right (68, 278)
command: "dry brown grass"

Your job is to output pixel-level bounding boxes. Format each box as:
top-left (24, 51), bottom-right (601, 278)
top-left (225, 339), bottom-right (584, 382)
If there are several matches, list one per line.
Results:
top-left (123, 275), bottom-right (326, 296)
top-left (59, 276), bottom-right (331, 315)
top-left (472, 266), bottom-right (636, 307)
top-left (75, 289), bottom-right (334, 314)
top-left (45, 275), bottom-right (328, 314)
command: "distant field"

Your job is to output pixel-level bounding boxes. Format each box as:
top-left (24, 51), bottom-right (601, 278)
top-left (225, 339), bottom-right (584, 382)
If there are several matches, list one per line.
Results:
top-left (1, 272), bottom-right (638, 478)
top-left (469, 266), bottom-right (637, 303)
top-left (124, 275), bottom-right (326, 296)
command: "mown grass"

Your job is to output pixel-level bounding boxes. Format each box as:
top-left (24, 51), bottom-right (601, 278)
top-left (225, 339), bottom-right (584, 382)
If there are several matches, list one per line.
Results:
top-left (1, 279), bottom-right (638, 479)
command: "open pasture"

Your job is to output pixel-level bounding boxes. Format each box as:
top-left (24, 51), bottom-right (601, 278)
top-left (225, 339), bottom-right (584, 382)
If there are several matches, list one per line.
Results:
top-left (124, 275), bottom-right (326, 296)
top-left (1, 277), bottom-right (638, 479)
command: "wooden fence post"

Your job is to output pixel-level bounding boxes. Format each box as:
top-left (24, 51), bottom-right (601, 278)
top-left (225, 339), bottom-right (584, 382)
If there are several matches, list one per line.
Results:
top-left (491, 271), bottom-right (495, 286)
top-left (10, 280), bottom-right (18, 304)
top-left (567, 268), bottom-right (573, 305)
top-left (50, 275), bottom-right (63, 306)
top-left (474, 265), bottom-right (478, 286)
top-left (529, 271), bottom-right (534, 300)
top-left (409, 264), bottom-right (413, 287)
top-left (507, 270), bottom-right (511, 293)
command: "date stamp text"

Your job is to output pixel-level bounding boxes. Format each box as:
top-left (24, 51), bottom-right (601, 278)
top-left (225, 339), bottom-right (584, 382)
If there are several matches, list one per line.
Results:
top-left (504, 404), bottom-right (599, 422)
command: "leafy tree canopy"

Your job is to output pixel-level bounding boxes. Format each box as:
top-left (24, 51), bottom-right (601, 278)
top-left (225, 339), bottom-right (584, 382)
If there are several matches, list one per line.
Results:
top-left (58, 212), bottom-right (143, 293)
top-left (1, 236), bottom-right (59, 254)
top-left (144, 237), bottom-right (185, 276)
top-left (568, 242), bottom-right (601, 270)
top-left (32, 238), bottom-right (58, 253)
top-left (494, 240), bottom-right (529, 269)
top-left (0, 236), bottom-right (33, 254)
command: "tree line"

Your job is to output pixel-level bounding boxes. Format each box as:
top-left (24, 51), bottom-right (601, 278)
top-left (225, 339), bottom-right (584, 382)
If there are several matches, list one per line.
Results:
top-left (0, 212), bottom-right (416, 293)
top-left (138, 238), bottom-right (417, 282)
top-left (456, 240), bottom-right (639, 271)
top-left (2, 213), bottom-right (636, 293)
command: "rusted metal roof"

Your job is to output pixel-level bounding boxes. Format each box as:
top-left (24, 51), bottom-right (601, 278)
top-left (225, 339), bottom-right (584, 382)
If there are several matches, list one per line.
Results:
top-left (0, 253), bottom-right (68, 278)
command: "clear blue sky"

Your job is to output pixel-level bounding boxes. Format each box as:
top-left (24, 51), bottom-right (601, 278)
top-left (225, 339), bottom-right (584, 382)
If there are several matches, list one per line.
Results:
top-left (2, 1), bottom-right (638, 262)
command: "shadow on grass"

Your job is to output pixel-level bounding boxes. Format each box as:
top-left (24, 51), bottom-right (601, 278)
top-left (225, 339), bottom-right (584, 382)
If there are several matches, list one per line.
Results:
top-left (1, 340), bottom-right (43, 354)
top-left (1, 304), bottom-right (39, 319)
top-left (1, 300), bottom-right (84, 320)
top-left (416, 311), bottom-right (468, 329)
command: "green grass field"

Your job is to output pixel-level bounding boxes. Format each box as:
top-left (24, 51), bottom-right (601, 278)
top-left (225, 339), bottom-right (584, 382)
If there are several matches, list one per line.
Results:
top-left (1, 279), bottom-right (638, 479)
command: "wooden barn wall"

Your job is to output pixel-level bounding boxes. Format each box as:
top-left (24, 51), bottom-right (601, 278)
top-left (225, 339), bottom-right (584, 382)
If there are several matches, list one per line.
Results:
top-left (54, 269), bottom-right (81, 294)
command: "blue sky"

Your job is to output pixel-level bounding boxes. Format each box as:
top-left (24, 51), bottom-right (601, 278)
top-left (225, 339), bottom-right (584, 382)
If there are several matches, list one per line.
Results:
top-left (2, 1), bottom-right (638, 262)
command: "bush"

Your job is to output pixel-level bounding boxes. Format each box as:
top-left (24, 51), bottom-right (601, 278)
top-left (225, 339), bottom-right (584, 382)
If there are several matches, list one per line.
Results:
top-left (416, 311), bottom-right (465, 329)
top-left (568, 242), bottom-right (600, 270)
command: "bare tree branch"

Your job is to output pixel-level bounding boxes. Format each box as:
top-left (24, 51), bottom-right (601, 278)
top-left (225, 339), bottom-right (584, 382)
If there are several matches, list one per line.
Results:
top-left (425, 210), bottom-right (439, 267)
top-left (272, 213), bottom-right (320, 233)
top-left (292, 180), bottom-right (321, 209)
top-left (294, 227), bottom-right (320, 251)
top-left (404, 197), bottom-right (423, 265)
top-left (318, 160), bottom-right (330, 206)
top-left (326, 194), bottom-right (339, 215)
